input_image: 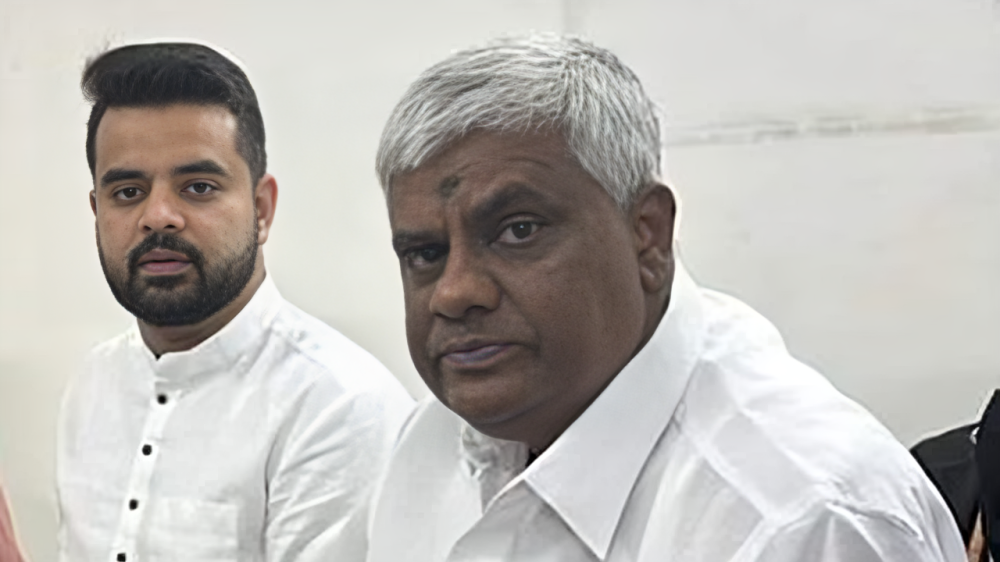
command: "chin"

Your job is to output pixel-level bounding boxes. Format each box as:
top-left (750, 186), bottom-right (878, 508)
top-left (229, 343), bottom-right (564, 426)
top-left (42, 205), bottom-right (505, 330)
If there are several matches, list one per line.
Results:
top-left (438, 378), bottom-right (537, 440)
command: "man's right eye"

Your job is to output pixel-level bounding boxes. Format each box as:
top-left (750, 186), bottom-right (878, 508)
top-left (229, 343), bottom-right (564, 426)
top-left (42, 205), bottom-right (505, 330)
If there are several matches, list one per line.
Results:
top-left (404, 246), bottom-right (447, 268)
top-left (114, 187), bottom-right (142, 200)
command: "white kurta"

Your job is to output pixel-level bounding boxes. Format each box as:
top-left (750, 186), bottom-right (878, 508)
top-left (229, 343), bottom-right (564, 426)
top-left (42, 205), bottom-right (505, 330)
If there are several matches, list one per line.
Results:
top-left (367, 265), bottom-right (965, 562)
top-left (57, 275), bottom-right (414, 562)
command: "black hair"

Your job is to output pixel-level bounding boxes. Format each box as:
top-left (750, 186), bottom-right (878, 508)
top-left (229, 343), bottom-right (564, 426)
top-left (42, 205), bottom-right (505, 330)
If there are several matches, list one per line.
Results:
top-left (82, 42), bottom-right (266, 184)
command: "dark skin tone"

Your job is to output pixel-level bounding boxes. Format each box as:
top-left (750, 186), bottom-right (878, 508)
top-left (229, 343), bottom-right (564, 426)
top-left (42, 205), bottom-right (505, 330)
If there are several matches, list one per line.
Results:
top-left (390, 130), bottom-right (676, 451)
top-left (91, 104), bottom-right (278, 355)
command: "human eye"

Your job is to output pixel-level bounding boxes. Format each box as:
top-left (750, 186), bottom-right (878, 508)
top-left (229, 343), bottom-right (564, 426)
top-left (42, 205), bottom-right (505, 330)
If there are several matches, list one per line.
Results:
top-left (496, 220), bottom-right (542, 244)
top-left (403, 245), bottom-right (448, 269)
top-left (183, 182), bottom-right (216, 195)
top-left (113, 186), bottom-right (144, 201)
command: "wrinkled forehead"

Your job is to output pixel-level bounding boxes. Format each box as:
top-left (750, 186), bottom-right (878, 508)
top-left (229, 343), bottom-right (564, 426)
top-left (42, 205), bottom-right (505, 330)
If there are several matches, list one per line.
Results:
top-left (390, 137), bottom-right (548, 210)
top-left (387, 130), bottom-right (623, 240)
top-left (387, 130), bottom-right (583, 209)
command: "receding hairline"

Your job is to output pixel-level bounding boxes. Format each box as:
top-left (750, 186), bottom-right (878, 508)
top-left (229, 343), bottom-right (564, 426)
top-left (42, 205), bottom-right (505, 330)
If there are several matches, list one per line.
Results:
top-left (97, 101), bottom-right (240, 121)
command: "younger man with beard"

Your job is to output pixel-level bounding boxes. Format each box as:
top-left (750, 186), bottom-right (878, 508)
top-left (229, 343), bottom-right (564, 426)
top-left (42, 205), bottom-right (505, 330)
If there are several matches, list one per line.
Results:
top-left (57, 43), bottom-right (413, 562)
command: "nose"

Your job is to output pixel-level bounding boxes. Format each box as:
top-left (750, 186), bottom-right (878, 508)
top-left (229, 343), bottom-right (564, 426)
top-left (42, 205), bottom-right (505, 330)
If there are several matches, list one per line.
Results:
top-left (429, 245), bottom-right (501, 319)
top-left (137, 183), bottom-right (185, 233)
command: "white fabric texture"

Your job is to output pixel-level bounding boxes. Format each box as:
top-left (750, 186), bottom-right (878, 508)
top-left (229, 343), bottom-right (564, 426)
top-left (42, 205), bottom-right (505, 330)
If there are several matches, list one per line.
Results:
top-left (366, 264), bottom-right (965, 562)
top-left (57, 275), bottom-right (414, 562)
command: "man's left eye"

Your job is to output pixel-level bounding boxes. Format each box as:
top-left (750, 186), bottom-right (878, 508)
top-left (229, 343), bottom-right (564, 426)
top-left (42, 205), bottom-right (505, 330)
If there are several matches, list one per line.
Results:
top-left (498, 221), bottom-right (540, 243)
top-left (184, 183), bottom-right (215, 195)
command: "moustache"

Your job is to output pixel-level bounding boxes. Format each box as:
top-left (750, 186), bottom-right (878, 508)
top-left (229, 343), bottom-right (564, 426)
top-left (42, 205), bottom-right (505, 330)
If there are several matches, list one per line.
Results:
top-left (127, 233), bottom-right (205, 273)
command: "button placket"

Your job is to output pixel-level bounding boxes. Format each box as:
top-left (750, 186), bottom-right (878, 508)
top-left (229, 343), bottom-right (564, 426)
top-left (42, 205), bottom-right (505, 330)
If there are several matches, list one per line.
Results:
top-left (109, 386), bottom-right (180, 559)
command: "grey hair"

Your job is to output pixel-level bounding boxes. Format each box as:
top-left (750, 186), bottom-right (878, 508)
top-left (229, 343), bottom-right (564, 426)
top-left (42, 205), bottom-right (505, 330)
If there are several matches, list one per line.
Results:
top-left (375, 33), bottom-right (663, 210)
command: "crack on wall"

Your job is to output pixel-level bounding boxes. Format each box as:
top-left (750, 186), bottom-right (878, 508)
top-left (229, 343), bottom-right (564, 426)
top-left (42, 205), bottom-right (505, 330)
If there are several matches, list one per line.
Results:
top-left (664, 105), bottom-right (1000, 147)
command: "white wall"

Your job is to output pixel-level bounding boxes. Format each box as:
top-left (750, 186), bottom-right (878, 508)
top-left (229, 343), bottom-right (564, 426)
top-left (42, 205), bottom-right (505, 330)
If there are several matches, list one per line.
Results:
top-left (1, 1), bottom-right (997, 560)
top-left (576, 0), bottom-right (1000, 443)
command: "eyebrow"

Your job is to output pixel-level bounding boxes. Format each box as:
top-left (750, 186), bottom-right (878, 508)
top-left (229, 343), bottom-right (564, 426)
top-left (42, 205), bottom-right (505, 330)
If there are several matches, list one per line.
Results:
top-left (99, 159), bottom-right (231, 188)
top-left (391, 231), bottom-right (440, 255)
top-left (172, 159), bottom-right (230, 178)
top-left (390, 183), bottom-right (550, 254)
top-left (470, 182), bottom-right (547, 225)
top-left (100, 168), bottom-right (149, 188)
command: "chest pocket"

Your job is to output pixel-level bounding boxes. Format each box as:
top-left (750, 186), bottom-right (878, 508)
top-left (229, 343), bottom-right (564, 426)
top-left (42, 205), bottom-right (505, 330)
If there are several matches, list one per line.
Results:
top-left (143, 498), bottom-right (239, 561)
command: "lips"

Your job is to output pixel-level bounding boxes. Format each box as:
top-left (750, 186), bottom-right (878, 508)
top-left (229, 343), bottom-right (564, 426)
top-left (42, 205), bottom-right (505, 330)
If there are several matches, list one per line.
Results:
top-left (137, 249), bottom-right (191, 275)
top-left (439, 340), bottom-right (514, 368)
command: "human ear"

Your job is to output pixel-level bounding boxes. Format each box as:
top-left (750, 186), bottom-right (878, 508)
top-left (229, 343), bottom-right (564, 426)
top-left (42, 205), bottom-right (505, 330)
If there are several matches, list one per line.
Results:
top-left (253, 174), bottom-right (278, 245)
top-left (90, 190), bottom-right (97, 216)
top-left (632, 184), bottom-right (676, 294)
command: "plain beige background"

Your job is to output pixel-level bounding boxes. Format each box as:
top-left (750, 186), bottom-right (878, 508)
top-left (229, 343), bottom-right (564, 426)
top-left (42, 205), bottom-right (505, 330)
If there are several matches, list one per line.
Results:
top-left (1, 0), bottom-right (999, 560)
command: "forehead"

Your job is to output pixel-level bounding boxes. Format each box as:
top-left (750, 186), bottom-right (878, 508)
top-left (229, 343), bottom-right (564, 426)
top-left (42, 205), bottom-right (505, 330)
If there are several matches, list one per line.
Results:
top-left (389, 131), bottom-right (595, 218)
top-left (94, 104), bottom-right (240, 172)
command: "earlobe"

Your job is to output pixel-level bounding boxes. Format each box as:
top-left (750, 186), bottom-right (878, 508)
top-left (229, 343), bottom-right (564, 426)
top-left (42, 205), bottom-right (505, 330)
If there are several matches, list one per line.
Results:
top-left (633, 184), bottom-right (676, 294)
top-left (254, 174), bottom-right (278, 245)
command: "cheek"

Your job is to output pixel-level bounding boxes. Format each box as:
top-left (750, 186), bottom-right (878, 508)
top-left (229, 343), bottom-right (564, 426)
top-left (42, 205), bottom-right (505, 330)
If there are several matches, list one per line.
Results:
top-left (402, 283), bottom-right (434, 364)
top-left (96, 214), bottom-right (136, 259)
top-left (507, 237), bottom-right (645, 378)
top-left (585, 244), bottom-right (647, 353)
top-left (190, 204), bottom-right (255, 253)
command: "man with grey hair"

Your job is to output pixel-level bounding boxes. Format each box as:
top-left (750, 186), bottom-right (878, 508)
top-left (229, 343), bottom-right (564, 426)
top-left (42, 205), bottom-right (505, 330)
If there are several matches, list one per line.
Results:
top-left (365, 34), bottom-right (964, 561)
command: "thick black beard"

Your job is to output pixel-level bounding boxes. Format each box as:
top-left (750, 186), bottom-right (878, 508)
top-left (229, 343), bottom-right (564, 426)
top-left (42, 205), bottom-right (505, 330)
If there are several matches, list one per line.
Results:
top-left (97, 225), bottom-right (258, 327)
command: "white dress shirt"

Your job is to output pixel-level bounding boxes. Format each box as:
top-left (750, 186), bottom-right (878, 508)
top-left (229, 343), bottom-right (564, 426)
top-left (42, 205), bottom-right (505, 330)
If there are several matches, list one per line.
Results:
top-left (57, 275), bottom-right (414, 562)
top-left (367, 264), bottom-right (965, 562)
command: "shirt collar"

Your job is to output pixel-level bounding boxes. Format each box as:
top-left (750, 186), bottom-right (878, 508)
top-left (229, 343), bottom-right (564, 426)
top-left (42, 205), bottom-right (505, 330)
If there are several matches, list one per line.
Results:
top-left (127, 274), bottom-right (283, 387)
top-left (521, 261), bottom-right (706, 559)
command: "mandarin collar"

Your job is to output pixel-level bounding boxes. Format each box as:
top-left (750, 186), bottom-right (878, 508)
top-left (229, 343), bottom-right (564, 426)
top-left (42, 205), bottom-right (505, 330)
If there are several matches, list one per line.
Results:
top-left (127, 274), bottom-right (283, 389)
top-left (460, 261), bottom-right (706, 559)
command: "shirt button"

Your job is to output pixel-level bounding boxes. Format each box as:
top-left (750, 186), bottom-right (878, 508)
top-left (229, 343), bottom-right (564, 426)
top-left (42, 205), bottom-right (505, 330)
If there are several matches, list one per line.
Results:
top-left (141, 444), bottom-right (152, 456)
top-left (116, 553), bottom-right (127, 561)
top-left (156, 394), bottom-right (168, 405)
top-left (128, 499), bottom-right (138, 510)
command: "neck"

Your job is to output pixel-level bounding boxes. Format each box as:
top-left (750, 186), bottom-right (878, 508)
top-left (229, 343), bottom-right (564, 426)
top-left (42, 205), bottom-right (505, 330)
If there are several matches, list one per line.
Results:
top-left (138, 264), bottom-right (266, 357)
